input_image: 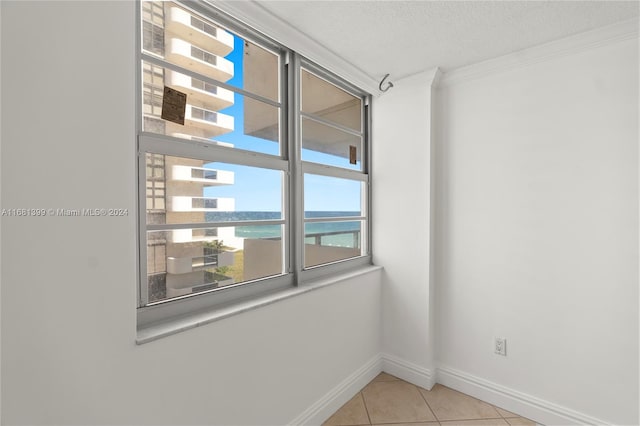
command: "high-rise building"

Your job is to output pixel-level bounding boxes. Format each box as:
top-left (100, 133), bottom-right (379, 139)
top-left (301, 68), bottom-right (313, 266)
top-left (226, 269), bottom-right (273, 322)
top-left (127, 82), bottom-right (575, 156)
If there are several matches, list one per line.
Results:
top-left (142, 1), bottom-right (237, 302)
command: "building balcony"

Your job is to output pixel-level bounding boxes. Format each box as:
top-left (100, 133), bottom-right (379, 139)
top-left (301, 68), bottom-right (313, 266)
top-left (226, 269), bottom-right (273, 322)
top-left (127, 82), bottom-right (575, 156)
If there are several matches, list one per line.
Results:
top-left (164, 5), bottom-right (234, 57)
top-left (169, 196), bottom-right (235, 212)
top-left (165, 38), bottom-right (233, 83)
top-left (170, 165), bottom-right (234, 186)
top-left (171, 228), bottom-right (215, 244)
top-left (166, 70), bottom-right (234, 111)
top-left (181, 104), bottom-right (234, 138)
top-left (170, 227), bottom-right (236, 244)
top-left (166, 251), bottom-right (234, 274)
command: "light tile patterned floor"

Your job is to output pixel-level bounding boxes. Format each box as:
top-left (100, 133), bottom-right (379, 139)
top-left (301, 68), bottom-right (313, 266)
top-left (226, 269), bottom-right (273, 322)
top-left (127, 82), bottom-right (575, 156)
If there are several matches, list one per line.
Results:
top-left (323, 373), bottom-right (538, 426)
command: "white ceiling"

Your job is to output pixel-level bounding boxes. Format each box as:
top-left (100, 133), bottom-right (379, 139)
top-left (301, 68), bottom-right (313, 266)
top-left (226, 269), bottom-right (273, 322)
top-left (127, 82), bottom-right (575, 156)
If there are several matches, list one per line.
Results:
top-left (256, 1), bottom-right (639, 82)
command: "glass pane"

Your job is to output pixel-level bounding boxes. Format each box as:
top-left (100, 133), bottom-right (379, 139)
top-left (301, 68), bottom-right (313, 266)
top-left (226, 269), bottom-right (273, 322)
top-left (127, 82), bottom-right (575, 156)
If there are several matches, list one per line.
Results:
top-left (141, 1), bottom-right (279, 102)
top-left (216, 95), bottom-right (280, 155)
top-left (301, 69), bottom-right (361, 132)
top-left (142, 61), bottom-right (280, 155)
top-left (142, 2), bottom-right (165, 56)
top-left (304, 174), bottom-right (363, 217)
top-left (239, 37), bottom-right (280, 102)
top-left (304, 221), bottom-right (362, 268)
top-left (301, 117), bottom-right (362, 170)
top-left (235, 225), bottom-right (283, 281)
top-left (145, 155), bottom-right (283, 225)
top-left (146, 226), bottom-right (284, 303)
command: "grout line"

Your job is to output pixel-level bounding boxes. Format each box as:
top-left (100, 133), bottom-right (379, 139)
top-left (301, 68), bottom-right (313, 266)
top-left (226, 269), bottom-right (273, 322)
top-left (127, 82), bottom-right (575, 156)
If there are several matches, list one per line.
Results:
top-left (371, 422), bottom-right (441, 425)
top-left (435, 385), bottom-right (512, 422)
top-left (495, 405), bottom-right (507, 419)
top-left (438, 421), bottom-right (508, 425)
top-left (360, 391), bottom-right (373, 425)
top-left (495, 405), bottom-right (520, 420)
top-left (440, 417), bottom-right (507, 421)
top-left (417, 384), bottom-right (441, 423)
top-left (494, 404), bottom-right (531, 421)
top-left (355, 376), bottom-right (525, 426)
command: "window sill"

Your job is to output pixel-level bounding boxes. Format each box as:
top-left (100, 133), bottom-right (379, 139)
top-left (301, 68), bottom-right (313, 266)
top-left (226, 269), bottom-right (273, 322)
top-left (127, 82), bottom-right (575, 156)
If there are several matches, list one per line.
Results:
top-left (136, 264), bottom-right (382, 344)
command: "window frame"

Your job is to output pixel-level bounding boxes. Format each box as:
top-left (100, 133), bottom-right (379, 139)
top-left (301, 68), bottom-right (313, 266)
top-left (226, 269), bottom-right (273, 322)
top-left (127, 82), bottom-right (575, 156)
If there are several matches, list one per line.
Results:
top-left (296, 58), bottom-right (372, 281)
top-left (136, 0), bottom-right (372, 329)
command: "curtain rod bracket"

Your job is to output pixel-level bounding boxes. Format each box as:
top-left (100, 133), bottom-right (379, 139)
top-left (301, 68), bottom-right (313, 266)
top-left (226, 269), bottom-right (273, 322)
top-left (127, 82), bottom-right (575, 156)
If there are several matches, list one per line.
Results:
top-left (379, 74), bottom-right (394, 93)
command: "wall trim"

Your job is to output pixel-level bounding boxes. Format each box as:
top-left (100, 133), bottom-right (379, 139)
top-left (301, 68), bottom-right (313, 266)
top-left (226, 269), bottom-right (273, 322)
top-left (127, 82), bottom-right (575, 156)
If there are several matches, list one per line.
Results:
top-left (290, 353), bottom-right (437, 425)
top-left (437, 365), bottom-right (612, 426)
top-left (394, 67), bottom-right (441, 88)
top-left (381, 353), bottom-right (436, 391)
top-left (288, 354), bottom-right (383, 425)
top-left (288, 356), bottom-right (613, 425)
top-left (439, 17), bottom-right (639, 87)
top-left (211, 0), bottom-right (380, 95)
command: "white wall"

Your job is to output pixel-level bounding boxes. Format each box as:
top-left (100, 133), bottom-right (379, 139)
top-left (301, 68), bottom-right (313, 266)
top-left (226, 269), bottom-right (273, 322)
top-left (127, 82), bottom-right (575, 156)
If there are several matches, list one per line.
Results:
top-left (434, 36), bottom-right (639, 425)
top-left (0, 2), bottom-right (382, 424)
top-left (372, 70), bottom-right (438, 385)
top-left (0, 2), bottom-right (3, 423)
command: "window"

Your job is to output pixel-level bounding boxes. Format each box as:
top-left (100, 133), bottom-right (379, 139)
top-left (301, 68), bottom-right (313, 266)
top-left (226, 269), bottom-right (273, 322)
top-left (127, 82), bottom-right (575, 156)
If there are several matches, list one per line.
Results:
top-left (137, 1), bottom-right (371, 325)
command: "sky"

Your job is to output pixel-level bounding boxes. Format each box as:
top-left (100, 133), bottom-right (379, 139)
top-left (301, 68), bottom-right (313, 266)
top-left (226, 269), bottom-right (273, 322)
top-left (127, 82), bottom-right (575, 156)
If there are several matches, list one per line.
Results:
top-left (202, 34), bottom-right (361, 213)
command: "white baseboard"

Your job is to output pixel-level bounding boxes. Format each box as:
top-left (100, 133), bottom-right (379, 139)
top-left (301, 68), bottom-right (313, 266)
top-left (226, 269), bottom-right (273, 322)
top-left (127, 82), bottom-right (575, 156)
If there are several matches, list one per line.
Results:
top-left (289, 355), bottom-right (611, 426)
top-left (289, 353), bottom-right (435, 425)
top-left (381, 353), bottom-right (436, 390)
top-left (288, 354), bottom-right (382, 425)
top-left (437, 365), bottom-right (611, 426)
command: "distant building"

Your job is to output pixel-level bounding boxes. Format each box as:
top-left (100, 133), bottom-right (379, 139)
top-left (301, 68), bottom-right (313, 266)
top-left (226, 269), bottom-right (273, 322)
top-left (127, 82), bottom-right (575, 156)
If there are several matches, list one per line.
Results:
top-left (142, 1), bottom-right (236, 302)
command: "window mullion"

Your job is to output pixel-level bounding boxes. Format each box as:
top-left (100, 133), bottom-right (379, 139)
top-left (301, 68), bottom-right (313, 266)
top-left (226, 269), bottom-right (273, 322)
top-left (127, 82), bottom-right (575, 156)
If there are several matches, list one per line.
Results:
top-left (139, 133), bottom-right (289, 172)
top-left (288, 53), bottom-right (303, 281)
top-left (301, 162), bottom-right (369, 182)
top-left (300, 112), bottom-right (363, 139)
top-left (280, 50), bottom-right (291, 276)
top-left (365, 101), bottom-right (372, 256)
top-left (147, 220), bottom-right (286, 231)
top-left (141, 52), bottom-right (282, 109)
top-left (138, 151), bottom-right (150, 307)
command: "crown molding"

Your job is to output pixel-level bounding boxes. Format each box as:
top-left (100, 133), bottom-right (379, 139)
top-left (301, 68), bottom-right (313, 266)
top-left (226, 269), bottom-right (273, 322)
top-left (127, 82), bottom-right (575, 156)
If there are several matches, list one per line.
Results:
top-left (438, 17), bottom-right (639, 87)
top-left (396, 67), bottom-right (441, 87)
top-left (210, 0), bottom-right (381, 95)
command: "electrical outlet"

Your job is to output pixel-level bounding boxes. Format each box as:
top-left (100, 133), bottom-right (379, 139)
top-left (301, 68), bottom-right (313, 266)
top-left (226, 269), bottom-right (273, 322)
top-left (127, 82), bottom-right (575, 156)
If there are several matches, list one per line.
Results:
top-left (495, 337), bottom-right (507, 356)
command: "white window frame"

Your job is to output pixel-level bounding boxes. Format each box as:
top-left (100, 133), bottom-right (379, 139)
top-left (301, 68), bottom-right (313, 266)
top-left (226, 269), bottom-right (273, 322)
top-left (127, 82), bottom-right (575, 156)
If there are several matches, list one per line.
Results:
top-left (136, 0), bottom-right (372, 330)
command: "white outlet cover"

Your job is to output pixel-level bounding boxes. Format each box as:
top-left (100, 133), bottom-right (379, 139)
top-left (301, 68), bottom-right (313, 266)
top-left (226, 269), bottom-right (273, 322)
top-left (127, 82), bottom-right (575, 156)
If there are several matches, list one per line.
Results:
top-left (495, 338), bottom-right (507, 356)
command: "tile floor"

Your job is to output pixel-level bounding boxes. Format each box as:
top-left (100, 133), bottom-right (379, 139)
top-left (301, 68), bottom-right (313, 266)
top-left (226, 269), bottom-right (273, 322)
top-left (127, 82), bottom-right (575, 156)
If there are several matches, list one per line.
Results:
top-left (323, 373), bottom-right (538, 426)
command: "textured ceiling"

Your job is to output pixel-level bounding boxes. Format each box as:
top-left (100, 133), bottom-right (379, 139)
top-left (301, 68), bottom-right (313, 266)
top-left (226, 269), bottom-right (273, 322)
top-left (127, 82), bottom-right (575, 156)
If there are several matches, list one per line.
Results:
top-left (257, 1), bottom-right (639, 81)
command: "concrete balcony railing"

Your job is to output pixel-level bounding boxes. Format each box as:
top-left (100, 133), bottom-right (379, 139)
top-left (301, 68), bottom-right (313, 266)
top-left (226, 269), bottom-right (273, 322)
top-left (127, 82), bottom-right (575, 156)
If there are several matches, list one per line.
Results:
top-left (166, 38), bottom-right (233, 83)
top-left (166, 70), bottom-right (234, 111)
top-left (305, 229), bottom-right (361, 249)
top-left (165, 270), bottom-right (235, 298)
top-left (170, 165), bottom-right (234, 186)
top-left (242, 229), bottom-right (362, 281)
top-left (169, 196), bottom-right (235, 212)
top-left (164, 5), bottom-right (234, 57)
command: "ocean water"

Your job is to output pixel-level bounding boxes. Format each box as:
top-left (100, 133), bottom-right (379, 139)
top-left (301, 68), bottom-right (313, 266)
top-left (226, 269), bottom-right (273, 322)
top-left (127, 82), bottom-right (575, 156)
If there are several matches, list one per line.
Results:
top-left (205, 211), bottom-right (362, 248)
